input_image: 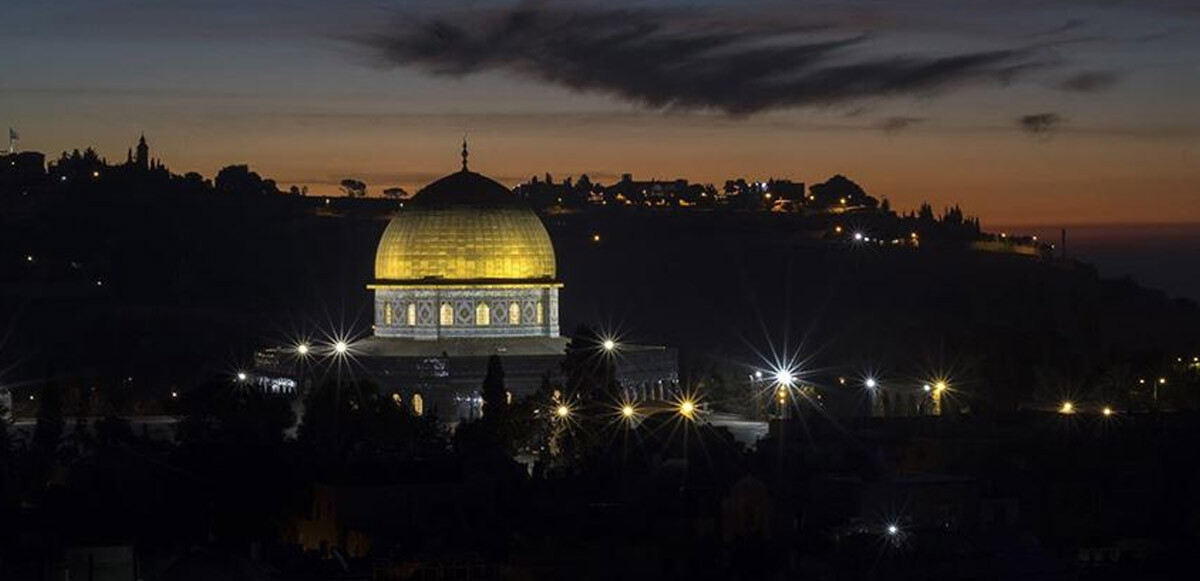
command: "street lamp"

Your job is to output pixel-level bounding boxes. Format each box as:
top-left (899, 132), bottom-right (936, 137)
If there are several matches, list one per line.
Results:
top-left (296, 342), bottom-right (310, 356)
top-left (679, 399), bottom-right (696, 420)
top-left (774, 369), bottom-right (796, 387)
top-left (1059, 401), bottom-right (1075, 415)
top-left (864, 377), bottom-right (882, 417)
top-left (602, 339), bottom-right (616, 352)
top-left (929, 380), bottom-right (948, 416)
top-left (556, 404), bottom-right (571, 419)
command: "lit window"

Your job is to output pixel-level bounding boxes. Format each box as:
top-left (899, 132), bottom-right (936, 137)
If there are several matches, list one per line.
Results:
top-left (412, 393), bottom-right (424, 416)
top-left (536, 300), bottom-right (544, 325)
top-left (406, 303), bottom-right (416, 326)
top-left (506, 391), bottom-right (513, 405)
top-left (509, 302), bottom-right (520, 325)
top-left (476, 302), bottom-right (490, 326)
top-left (440, 303), bottom-right (454, 326)
top-left (384, 301), bottom-right (393, 325)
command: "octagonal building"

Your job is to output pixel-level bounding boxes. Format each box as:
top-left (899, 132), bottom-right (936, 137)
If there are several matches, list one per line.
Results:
top-left (370, 168), bottom-right (561, 340)
top-left (256, 146), bottom-right (679, 422)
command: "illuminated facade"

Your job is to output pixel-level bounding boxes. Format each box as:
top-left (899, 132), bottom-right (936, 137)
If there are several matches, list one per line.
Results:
top-left (257, 148), bottom-right (678, 422)
top-left (370, 169), bottom-right (561, 340)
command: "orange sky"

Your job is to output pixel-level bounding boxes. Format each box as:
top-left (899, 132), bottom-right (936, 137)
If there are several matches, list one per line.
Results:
top-left (4, 1), bottom-right (1198, 227)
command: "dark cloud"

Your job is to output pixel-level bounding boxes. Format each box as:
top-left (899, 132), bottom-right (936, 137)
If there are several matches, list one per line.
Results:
top-left (1059, 70), bottom-right (1121, 92)
top-left (358, 5), bottom-right (1043, 116)
top-left (877, 116), bottom-right (925, 133)
top-left (1025, 18), bottom-right (1087, 39)
top-left (1018, 113), bottom-right (1064, 136)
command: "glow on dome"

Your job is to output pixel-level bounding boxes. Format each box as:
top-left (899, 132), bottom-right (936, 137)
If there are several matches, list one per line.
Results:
top-left (374, 204), bottom-right (556, 281)
top-left (369, 164), bottom-right (561, 340)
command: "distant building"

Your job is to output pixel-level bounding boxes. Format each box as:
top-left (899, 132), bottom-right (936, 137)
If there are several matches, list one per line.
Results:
top-left (125, 133), bottom-right (166, 172)
top-left (0, 150), bottom-right (46, 193)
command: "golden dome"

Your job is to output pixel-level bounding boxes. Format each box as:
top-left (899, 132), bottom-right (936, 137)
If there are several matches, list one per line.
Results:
top-left (374, 171), bottom-right (556, 282)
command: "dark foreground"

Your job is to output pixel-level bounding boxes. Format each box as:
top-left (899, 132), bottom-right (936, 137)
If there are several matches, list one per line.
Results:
top-left (2, 401), bottom-right (1199, 581)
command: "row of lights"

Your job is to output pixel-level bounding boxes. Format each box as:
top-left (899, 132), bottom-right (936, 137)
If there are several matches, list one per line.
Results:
top-left (234, 340), bottom-right (351, 381)
top-left (552, 398), bottom-right (699, 422)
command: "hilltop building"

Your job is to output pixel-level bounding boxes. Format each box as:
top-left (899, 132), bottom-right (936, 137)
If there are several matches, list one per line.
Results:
top-left (256, 145), bottom-right (678, 421)
top-left (0, 150), bottom-right (45, 193)
top-left (125, 133), bottom-right (165, 172)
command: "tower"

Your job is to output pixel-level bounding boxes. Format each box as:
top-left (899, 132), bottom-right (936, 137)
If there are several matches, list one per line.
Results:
top-left (135, 134), bottom-right (149, 171)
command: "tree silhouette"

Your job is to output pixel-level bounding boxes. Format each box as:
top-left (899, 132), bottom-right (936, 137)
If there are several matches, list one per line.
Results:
top-left (481, 354), bottom-right (508, 418)
top-left (215, 164), bottom-right (280, 195)
top-left (339, 178), bottom-right (367, 198)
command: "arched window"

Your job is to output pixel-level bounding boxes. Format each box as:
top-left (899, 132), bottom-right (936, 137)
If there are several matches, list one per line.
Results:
top-left (536, 300), bottom-right (544, 325)
top-left (412, 393), bottom-right (424, 416)
top-left (476, 302), bottom-right (490, 326)
top-left (440, 303), bottom-right (454, 326)
top-left (383, 301), bottom-right (393, 325)
top-left (509, 302), bottom-right (521, 325)
top-left (506, 391), bottom-right (513, 405)
top-left (406, 303), bottom-right (417, 326)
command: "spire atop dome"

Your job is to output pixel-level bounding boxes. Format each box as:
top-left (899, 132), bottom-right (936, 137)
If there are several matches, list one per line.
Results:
top-left (461, 137), bottom-right (469, 171)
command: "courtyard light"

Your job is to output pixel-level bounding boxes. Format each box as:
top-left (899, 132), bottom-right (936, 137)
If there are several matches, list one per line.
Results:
top-left (679, 399), bottom-right (696, 419)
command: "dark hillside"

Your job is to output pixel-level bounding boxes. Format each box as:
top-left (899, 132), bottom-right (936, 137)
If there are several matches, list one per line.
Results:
top-left (1, 193), bottom-right (1196, 411)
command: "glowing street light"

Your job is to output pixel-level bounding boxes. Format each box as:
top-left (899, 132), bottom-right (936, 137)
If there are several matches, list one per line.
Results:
top-left (556, 404), bottom-right (571, 419)
top-left (1102, 406), bottom-right (1114, 417)
top-left (296, 342), bottom-right (310, 356)
top-left (1059, 401), bottom-right (1075, 415)
top-left (333, 340), bottom-right (349, 355)
top-left (236, 371), bottom-right (248, 382)
top-left (934, 381), bottom-right (948, 393)
top-left (853, 232), bottom-right (864, 242)
top-left (679, 399), bottom-right (696, 420)
top-left (774, 369), bottom-right (796, 387)
top-left (602, 339), bottom-right (616, 352)
top-left (886, 524), bottom-right (900, 536)
top-left (864, 377), bottom-right (878, 389)
top-left (621, 404), bottom-right (636, 419)
top-left (922, 384), bottom-right (932, 392)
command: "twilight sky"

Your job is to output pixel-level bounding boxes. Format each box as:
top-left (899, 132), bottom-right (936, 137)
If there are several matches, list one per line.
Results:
top-left (3, 0), bottom-right (1198, 226)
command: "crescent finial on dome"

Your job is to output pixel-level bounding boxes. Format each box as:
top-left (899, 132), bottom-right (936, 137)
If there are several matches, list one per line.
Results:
top-left (461, 136), bottom-right (468, 171)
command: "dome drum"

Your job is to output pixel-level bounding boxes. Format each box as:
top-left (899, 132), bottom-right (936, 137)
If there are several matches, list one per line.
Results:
top-left (373, 285), bottom-right (560, 340)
